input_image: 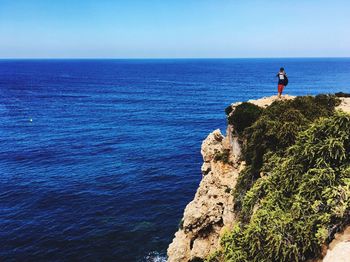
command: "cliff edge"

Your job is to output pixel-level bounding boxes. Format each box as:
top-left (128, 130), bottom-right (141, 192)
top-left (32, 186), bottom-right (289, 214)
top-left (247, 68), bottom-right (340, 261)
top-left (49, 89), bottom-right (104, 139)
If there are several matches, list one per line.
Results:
top-left (168, 94), bottom-right (350, 262)
top-left (167, 128), bottom-right (241, 261)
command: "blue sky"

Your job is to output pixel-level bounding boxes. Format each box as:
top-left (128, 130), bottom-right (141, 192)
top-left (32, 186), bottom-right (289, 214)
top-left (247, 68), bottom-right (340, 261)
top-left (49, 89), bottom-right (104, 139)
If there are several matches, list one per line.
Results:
top-left (0, 0), bottom-right (349, 58)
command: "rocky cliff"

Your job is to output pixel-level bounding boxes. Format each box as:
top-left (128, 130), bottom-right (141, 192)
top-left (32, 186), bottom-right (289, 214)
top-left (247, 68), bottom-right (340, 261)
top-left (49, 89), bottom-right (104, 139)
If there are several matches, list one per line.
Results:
top-left (167, 128), bottom-right (241, 261)
top-left (167, 95), bottom-right (350, 262)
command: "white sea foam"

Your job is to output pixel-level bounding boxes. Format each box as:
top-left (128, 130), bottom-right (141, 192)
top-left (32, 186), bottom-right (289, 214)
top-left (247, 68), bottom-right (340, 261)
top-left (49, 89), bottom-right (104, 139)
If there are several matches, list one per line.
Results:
top-left (143, 251), bottom-right (167, 262)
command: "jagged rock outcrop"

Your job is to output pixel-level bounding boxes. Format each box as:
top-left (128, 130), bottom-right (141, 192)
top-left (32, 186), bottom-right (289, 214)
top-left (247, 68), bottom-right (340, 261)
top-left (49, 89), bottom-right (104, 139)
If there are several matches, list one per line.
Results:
top-left (167, 129), bottom-right (242, 261)
top-left (337, 97), bottom-right (350, 113)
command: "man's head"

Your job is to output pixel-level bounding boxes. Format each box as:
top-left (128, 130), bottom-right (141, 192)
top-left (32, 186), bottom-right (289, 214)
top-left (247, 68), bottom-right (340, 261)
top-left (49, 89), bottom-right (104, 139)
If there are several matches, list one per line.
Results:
top-left (280, 67), bottom-right (285, 72)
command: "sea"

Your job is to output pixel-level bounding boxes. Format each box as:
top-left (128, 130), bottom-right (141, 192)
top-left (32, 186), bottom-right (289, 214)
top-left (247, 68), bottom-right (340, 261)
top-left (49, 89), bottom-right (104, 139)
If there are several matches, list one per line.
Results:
top-left (0, 58), bottom-right (349, 261)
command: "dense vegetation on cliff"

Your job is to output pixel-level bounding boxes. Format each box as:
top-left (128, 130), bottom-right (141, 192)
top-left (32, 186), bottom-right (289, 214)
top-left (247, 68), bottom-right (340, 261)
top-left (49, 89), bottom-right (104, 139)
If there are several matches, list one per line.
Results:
top-left (210, 95), bottom-right (350, 262)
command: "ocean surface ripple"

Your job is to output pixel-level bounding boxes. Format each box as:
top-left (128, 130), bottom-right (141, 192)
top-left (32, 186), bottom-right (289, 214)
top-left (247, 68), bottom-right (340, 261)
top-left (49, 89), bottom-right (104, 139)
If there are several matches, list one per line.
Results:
top-left (0, 59), bottom-right (349, 261)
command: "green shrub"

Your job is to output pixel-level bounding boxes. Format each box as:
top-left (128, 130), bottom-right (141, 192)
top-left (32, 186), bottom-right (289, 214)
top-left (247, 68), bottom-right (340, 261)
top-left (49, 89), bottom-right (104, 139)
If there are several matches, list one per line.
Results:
top-left (227, 102), bottom-right (263, 135)
top-left (225, 105), bottom-right (234, 116)
top-left (314, 94), bottom-right (341, 111)
top-left (209, 95), bottom-right (343, 261)
top-left (234, 95), bottom-right (341, 205)
top-left (212, 111), bottom-right (350, 262)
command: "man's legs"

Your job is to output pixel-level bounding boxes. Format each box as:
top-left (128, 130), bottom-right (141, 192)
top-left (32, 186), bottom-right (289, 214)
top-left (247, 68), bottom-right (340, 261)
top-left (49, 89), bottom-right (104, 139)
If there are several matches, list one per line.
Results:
top-left (278, 84), bottom-right (284, 98)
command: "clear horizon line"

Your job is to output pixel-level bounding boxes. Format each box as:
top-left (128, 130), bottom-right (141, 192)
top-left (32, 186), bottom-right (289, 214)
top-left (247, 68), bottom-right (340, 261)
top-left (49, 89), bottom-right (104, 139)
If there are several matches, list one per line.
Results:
top-left (0, 56), bottom-right (350, 60)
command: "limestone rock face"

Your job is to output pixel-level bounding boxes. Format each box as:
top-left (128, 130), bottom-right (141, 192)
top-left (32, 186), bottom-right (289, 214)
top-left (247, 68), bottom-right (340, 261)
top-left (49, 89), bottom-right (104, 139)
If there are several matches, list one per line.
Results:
top-left (322, 226), bottom-right (350, 262)
top-left (200, 129), bottom-right (224, 162)
top-left (336, 97), bottom-right (350, 113)
top-left (167, 129), bottom-right (241, 262)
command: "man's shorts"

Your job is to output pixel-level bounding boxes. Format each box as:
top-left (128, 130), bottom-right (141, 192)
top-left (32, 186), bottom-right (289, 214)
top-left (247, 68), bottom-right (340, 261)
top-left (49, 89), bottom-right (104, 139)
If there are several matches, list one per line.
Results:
top-left (278, 84), bottom-right (284, 93)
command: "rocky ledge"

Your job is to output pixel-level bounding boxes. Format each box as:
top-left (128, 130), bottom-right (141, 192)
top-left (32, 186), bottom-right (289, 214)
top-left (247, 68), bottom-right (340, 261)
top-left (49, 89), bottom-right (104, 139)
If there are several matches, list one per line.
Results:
top-left (167, 95), bottom-right (350, 262)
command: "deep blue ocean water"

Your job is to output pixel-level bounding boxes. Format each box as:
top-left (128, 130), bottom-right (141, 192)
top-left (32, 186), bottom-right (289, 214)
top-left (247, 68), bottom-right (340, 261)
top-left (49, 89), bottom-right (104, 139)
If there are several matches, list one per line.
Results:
top-left (0, 58), bottom-right (349, 261)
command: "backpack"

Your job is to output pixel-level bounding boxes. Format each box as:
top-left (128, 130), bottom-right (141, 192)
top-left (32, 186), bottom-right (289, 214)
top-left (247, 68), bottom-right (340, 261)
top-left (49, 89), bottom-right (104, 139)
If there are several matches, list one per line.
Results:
top-left (284, 75), bottom-right (289, 86)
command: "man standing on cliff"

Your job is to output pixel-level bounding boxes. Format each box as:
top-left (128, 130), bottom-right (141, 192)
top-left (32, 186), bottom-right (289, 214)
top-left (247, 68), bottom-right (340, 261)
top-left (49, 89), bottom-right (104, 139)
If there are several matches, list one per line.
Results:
top-left (276, 67), bottom-right (288, 98)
